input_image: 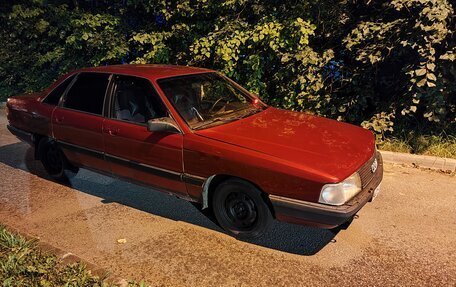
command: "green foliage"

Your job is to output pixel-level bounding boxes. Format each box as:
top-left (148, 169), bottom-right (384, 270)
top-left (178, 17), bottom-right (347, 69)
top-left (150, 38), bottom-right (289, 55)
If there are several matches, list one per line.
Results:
top-left (0, 0), bottom-right (454, 138)
top-left (341, 0), bottom-right (455, 135)
top-left (0, 225), bottom-right (152, 286)
top-left (0, 1), bottom-right (127, 99)
top-left (0, 225), bottom-right (107, 286)
top-left (66, 13), bottom-right (128, 66)
top-left (188, 16), bottom-right (334, 112)
top-left (379, 134), bottom-right (456, 159)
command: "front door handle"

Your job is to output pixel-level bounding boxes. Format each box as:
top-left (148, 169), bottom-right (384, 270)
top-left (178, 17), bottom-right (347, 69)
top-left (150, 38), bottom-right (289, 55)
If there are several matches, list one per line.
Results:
top-left (104, 127), bottom-right (119, 136)
top-left (55, 116), bottom-right (64, 123)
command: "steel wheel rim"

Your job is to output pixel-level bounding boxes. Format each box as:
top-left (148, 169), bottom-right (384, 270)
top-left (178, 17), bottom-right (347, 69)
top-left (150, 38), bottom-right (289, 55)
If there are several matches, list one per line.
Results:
top-left (223, 191), bottom-right (257, 230)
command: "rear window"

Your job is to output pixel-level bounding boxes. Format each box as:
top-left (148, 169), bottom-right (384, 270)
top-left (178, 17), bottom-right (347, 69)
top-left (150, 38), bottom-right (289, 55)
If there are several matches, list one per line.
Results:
top-left (43, 74), bottom-right (75, 105)
top-left (63, 73), bottom-right (110, 115)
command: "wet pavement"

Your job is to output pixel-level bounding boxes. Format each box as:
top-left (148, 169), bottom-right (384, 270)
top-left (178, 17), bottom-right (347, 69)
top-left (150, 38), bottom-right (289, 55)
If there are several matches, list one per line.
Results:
top-left (1, 108), bottom-right (455, 286)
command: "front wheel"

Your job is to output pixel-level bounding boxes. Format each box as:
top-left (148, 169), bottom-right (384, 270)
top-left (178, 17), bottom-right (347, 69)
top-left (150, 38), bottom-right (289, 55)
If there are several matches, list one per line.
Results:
top-left (212, 179), bottom-right (273, 239)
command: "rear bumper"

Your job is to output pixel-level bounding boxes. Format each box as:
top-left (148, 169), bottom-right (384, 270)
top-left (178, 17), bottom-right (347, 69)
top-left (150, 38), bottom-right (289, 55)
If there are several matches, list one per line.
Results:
top-left (7, 124), bottom-right (34, 145)
top-left (270, 152), bottom-right (383, 229)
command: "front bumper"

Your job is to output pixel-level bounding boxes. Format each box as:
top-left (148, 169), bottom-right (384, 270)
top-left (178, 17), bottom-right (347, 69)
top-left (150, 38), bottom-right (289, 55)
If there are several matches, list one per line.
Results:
top-left (270, 151), bottom-right (383, 229)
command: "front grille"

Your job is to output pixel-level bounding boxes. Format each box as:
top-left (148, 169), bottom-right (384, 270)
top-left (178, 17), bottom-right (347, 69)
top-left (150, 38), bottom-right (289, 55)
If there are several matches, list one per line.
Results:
top-left (358, 152), bottom-right (378, 188)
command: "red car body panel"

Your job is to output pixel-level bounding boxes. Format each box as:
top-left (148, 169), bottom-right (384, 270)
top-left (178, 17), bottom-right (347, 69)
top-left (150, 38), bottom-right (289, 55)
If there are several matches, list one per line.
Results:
top-left (185, 107), bottom-right (375, 203)
top-left (103, 118), bottom-right (187, 196)
top-left (52, 107), bottom-right (107, 171)
top-left (6, 64), bottom-right (382, 229)
top-left (6, 93), bottom-right (51, 135)
top-left (195, 107), bottom-right (375, 182)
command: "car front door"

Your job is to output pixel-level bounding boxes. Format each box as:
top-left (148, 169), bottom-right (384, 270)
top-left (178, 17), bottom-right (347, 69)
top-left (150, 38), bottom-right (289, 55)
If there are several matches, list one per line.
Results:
top-left (52, 72), bottom-right (111, 172)
top-left (103, 75), bottom-right (187, 197)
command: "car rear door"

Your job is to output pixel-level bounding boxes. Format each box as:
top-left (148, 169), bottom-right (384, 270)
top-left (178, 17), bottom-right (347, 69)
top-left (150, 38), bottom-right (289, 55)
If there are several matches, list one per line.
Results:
top-left (103, 74), bottom-right (187, 197)
top-left (52, 72), bottom-right (111, 172)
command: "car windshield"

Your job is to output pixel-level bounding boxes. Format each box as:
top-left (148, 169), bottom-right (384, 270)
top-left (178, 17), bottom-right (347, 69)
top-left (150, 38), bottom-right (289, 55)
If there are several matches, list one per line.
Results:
top-left (157, 73), bottom-right (264, 129)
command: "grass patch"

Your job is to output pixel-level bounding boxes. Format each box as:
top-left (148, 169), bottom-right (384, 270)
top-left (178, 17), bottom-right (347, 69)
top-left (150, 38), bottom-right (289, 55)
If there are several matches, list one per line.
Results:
top-left (0, 226), bottom-right (147, 286)
top-left (379, 135), bottom-right (456, 159)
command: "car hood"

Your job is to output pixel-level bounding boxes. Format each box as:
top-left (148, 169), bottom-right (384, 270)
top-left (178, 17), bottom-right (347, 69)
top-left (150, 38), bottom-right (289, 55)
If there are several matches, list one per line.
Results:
top-left (194, 107), bottom-right (375, 182)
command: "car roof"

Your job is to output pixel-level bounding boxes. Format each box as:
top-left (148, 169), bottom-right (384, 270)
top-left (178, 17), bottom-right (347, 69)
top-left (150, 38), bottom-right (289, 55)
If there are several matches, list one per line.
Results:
top-left (76, 64), bottom-right (214, 80)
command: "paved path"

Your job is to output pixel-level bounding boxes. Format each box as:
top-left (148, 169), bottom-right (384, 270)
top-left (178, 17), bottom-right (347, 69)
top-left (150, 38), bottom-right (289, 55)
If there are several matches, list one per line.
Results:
top-left (1, 110), bottom-right (455, 286)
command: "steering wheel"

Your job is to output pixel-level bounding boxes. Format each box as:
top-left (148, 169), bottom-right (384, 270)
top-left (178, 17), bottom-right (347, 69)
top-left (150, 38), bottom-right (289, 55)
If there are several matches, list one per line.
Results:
top-left (208, 98), bottom-right (224, 113)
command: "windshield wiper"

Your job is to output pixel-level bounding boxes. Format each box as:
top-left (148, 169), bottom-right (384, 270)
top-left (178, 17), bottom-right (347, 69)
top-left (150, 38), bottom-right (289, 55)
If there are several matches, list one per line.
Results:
top-left (193, 107), bottom-right (263, 130)
top-left (193, 116), bottom-right (236, 130)
top-left (225, 107), bottom-right (263, 121)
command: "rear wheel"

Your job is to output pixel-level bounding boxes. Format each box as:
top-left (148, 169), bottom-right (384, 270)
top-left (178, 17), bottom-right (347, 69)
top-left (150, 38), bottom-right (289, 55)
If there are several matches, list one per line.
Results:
top-left (38, 138), bottom-right (78, 181)
top-left (212, 178), bottom-right (273, 239)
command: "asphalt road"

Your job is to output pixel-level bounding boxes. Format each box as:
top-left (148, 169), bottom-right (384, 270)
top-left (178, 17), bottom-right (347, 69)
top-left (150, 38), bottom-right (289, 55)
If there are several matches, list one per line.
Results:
top-left (0, 108), bottom-right (455, 286)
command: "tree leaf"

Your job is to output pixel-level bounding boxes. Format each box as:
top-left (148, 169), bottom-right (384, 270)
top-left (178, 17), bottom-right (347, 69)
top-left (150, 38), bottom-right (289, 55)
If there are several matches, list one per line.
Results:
top-left (416, 78), bottom-right (427, 87)
top-left (426, 73), bottom-right (437, 81)
top-left (415, 68), bottom-right (426, 76)
top-left (426, 63), bottom-right (436, 71)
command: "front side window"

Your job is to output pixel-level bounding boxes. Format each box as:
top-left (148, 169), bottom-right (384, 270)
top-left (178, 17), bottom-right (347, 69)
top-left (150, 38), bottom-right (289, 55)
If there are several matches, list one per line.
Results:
top-left (111, 75), bottom-right (167, 124)
top-left (63, 73), bottom-right (110, 115)
top-left (157, 73), bottom-right (262, 129)
top-left (43, 74), bottom-right (76, 105)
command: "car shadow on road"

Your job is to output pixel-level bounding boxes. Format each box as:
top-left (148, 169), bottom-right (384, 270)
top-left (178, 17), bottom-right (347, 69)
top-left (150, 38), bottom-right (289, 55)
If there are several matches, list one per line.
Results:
top-left (0, 142), bottom-right (338, 256)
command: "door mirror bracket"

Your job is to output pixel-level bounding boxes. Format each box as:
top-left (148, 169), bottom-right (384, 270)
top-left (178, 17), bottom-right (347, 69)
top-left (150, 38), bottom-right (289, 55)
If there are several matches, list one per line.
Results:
top-left (147, 117), bottom-right (180, 133)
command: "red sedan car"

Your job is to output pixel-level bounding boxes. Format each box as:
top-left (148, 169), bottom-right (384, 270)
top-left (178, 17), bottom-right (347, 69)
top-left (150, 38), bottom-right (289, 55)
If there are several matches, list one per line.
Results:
top-left (6, 65), bottom-right (383, 239)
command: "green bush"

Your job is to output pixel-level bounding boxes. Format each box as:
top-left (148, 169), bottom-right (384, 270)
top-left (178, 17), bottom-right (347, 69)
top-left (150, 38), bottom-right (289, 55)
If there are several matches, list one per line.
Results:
top-left (0, 225), bottom-right (106, 286)
top-left (0, 0), bottom-right (454, 138)
top-left (0, 225), bottom-right (152, 286)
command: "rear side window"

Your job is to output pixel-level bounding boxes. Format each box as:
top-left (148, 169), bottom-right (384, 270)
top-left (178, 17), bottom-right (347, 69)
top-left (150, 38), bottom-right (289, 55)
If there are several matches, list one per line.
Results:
top-left (63, 73), bottom-right (110, 115)
top-left (43, 74), bottom-right (75, 105)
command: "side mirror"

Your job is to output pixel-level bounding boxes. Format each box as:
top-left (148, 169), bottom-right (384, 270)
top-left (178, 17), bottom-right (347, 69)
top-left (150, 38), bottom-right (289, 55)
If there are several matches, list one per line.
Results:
top-left (147, 117), bottom-right (180, 133)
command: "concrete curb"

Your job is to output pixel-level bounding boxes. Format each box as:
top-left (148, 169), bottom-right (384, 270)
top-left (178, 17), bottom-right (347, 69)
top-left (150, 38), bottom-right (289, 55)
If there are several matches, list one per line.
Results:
top-left (380, 150), bottom-right (456, 172)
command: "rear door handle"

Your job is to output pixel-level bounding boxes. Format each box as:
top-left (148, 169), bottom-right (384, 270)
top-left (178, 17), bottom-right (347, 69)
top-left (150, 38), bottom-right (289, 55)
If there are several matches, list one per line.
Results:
top-left (108, 128), bottom-right (118, 136)
top-left (104, 127), bottom-right (119, 136)
top-left (55, 116), bottom-right (64, 123)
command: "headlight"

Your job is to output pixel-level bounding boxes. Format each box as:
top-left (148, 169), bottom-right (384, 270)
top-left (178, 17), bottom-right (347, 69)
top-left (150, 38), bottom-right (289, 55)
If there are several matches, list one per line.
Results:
top-left (318, 173), bottom-right (362, 206)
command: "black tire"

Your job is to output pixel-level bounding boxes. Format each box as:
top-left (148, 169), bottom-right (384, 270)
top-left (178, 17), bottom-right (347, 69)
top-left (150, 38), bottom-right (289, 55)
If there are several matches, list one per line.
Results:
top-left (212, 178), bottom-right (273, 239)
top-left (38, 138), bottom-right (77, 181)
